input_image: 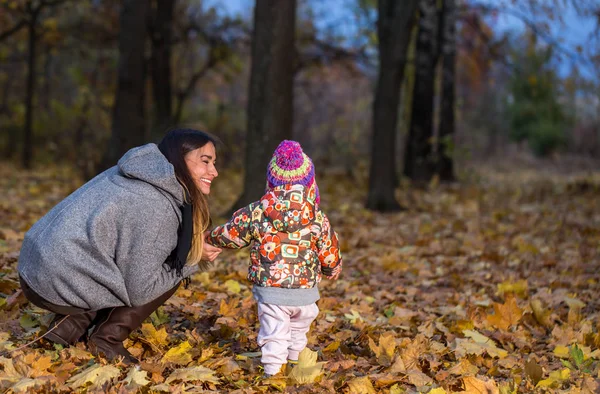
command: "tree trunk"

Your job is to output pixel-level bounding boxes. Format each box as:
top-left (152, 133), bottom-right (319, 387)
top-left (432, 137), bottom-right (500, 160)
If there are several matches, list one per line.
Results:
top-left (22, 7), bottom-right (39, 170)
top-left (42, 48), bottom-right (52, 111)
top-left (366, 0), bottom-right (418, 212)
top-left (150, 0), bottom-right (175, 140)
top-left (229, 0), bottom-right (296, 212)
top-left (437, 0), bottom-right (456, 181)
top-left (403, 0), bottom-right (439, 183)
top-left (99, 0), bottom-right (149, 172)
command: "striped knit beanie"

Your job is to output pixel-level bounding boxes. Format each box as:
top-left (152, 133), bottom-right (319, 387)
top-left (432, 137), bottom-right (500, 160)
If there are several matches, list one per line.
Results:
top-left (266, 140), bottom-right (320, 204)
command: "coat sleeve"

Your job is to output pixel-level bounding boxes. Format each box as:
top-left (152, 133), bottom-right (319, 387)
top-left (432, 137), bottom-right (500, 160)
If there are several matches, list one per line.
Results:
top-left (316, 212), bottom-right (342, 280)
top-left (119, 204), bottom-right (197, 307)
top-left (207, 203), bottom-right (257, 249)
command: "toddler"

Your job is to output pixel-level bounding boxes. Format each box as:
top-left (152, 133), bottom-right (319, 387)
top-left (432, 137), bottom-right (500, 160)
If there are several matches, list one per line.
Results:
top-left (207, 140), bottom-right (342, 376)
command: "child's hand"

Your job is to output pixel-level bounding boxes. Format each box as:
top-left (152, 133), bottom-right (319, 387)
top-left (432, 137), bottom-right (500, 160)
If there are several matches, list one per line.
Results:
top-left (203, 231), bottom-right (222, 262)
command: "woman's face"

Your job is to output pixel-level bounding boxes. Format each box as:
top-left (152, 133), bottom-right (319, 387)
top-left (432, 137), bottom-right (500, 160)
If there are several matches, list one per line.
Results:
top-left (184, 142), bottom-right (218, 195)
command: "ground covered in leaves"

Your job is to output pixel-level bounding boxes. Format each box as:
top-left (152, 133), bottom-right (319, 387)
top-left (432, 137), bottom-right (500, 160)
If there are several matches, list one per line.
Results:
top-left (0, 160), bottom-right (599, 393)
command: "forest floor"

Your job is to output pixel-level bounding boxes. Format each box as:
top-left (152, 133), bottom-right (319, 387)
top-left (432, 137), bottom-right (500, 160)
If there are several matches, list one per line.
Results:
top-left (0, 157), bottom-right (599, 393)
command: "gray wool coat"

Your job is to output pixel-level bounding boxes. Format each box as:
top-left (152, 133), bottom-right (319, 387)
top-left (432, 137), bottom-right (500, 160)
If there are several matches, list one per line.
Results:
top-left (18, 144), bottom-right (198, 310)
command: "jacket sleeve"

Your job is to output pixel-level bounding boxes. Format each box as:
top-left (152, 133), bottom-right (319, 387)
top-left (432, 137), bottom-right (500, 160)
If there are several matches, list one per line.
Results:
top-left (207, 203), bottom-right (257, 249)
top-left (123, 248), bottom-right (197, 306)
top-left (316, 212), bottom-right (342, 280)
top-left (119, 206), bottom-right (197, 307)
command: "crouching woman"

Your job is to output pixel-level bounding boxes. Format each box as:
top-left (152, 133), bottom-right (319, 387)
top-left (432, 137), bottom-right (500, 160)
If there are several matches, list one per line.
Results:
top-left (17, 129), bottom-right (222, 364)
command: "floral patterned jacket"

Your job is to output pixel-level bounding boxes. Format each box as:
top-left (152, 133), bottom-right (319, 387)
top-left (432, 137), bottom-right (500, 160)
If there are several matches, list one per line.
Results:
top-left (207, 184), bottom-right (342, 289)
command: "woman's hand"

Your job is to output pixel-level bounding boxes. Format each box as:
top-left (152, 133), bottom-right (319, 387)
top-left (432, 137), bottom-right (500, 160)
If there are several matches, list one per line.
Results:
top-left (202, 232), bottom-right (222, 262)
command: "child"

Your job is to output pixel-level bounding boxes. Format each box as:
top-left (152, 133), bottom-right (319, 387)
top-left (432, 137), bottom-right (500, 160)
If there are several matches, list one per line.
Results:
top-left (207, 140), bottom-right (342, 376)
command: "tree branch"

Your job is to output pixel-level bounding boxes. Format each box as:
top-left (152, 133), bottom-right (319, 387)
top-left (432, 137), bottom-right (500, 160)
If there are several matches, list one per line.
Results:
top-left (469, 2), bottom-right (595, 70)
top-left (0, 19), bottom-right (26, 42)
top-left (173, 53), bottom-right (218, 123)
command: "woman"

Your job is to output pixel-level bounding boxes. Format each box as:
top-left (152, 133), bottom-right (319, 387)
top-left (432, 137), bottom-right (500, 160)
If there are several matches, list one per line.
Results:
top-left (17, 128), bottom-right (222, 364)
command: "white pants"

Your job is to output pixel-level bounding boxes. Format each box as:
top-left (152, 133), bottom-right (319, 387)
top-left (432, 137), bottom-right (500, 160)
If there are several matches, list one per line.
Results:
top-left (256, 302), bottom-right (319, 375)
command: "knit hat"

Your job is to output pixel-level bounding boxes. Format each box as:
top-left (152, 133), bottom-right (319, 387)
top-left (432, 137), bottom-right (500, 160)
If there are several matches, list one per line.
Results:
top-left (266, 140), bottom-right (320, 204)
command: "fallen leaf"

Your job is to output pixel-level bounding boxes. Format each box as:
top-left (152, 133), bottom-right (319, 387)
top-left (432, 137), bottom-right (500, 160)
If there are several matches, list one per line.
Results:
top-left (486, 296), bottom-right (523, 331)
top-left (460, 376), bottom-right (499, 393)
top-left (524, 359), bottom-right (543, 385)
top-left (67, 364), bottom-right (121, 390)
top-left (9, 377), bottom-right (50, 393)
top-left (288, 348), bottom-right (325, 384)
top-left (160, 340), bottom-right (193, 365)
top-left (406, 368), bottom-right (433, 386)
top-left (140, 322), bottom-right (169, 350)
top-left (536, 368), bottom-right (571, 388)
top-left (347, 376), bottom-right (376, 394)
top-left (448, 359), bottom-right (479, 376)
top-left (430, 388), bottom-right (448, 394)
top-left (368, 332), bottom-right (396, 366)
top-left (456, 330), bottom-right (508, 359)
top-left (530, 298), bottom-right (552, 327)
top-left (553, 345), bottom-right (570, 359)
top-left (165, 365), bottom-right (220, 384)
top-left (123, 366), bottom-right (150, 388)
top-left (224, 279), bottom-right (241, 293)
top-left (497, 279), bottom-right (528, 298)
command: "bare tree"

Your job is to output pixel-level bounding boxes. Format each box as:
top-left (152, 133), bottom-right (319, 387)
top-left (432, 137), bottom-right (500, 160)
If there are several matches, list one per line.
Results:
top-left (437, 0), bottom-right (456, 181)
top-left (99, 0), bottom-right (150, 171)
top-left (403, 0), bottom-right (440, 183)
top-left (230, 0), bottom-right (296, 211)
top-left (367, 0), bottom-right (418, 211)
top-left (16, 0), bottom-right (69, 169)
top-left (150, 0), bottom-right (176, 140)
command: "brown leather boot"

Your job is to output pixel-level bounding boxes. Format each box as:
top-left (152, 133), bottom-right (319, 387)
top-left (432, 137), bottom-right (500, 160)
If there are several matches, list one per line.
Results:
top-left (87, 284), bottom-right (179, 364)
top-left (45, 311), bottom-right (98, 346)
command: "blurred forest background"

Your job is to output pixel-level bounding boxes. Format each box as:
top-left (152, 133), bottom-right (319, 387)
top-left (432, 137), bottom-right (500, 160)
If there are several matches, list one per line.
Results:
top-left (2, 1), bottom-right (600, 391)
top-left (1, 0), bottom-right (599, 211)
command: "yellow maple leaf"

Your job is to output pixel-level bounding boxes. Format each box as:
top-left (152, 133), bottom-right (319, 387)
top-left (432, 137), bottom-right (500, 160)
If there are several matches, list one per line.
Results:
top-left (389, 384), bottom-right (404, 394)
top-left (461, 376), bottom-right (499, 393)
top-left (140, 322), bottom-right (169, 349)
top-left (160, 341), bottom-right (193, 365)
top-left (448, 359), bottom-right (479, 375)
top-left (123, 367), bottom-right (150, 388)
top-left (27, 354), bottom-right (53, 378)
top-left (497, 279), bottom-right (528, 298)
top-left (0, 332), bottom-right (14, 351)
top-left (323, 340), bottom-right (340, 353)
top-left (219, 297), bottom-right (240, 317)
top-left (164, 365), bottom-right (220, 384)
top-left (406, 369), bottom-right (433, 386)
top-left (368, 332), bottom-right (396, 366)
top-left (0, 356), bottom-right (21, 381)
top-left (10, 377), bottom-right (49, 393)
top-left (553, 345), bottom-right (570, 359)
top-left (288, 348), bottom-right (325, 384)
top-left (429, 388), bottom-right (448, 394)
top-left (67, 364), bottom-right (121, 390)
top-left (399, 335), bottom-right (428, 371)
top-left (530, 298), bottom-right (552, 327)
top-left (224, 279), bottom-right (241, 293)
top-left (536, 368), bottom-right (571, 388)
top-left (344, 309), bottom-right (362, 323)
top-left (486, 296), bottom-right (523, 331)
top-left (346, 376), bottom-right (376, 394)
top-left (198, 347), bottom-right (214, 363)
top-left (456, 330), bottom-right (508, 359)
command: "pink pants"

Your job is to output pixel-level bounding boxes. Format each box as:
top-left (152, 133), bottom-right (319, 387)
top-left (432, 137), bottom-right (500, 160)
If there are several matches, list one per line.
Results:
top-left (257, 302), bottom-right (319, 375)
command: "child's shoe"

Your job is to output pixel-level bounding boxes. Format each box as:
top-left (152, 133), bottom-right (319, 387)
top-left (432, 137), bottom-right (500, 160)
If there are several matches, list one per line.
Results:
top-left (262, 364), bottom-right (284, 378)
top-left (285, 359), bottom-right (298, 375)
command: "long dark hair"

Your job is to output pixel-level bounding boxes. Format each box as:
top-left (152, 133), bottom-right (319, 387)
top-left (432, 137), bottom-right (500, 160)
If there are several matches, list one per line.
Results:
top-left (158, 128), bottom-right (218, 265)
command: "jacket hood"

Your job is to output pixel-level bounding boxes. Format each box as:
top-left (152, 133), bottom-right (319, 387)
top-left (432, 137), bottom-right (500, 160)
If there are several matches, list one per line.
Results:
top-left (118, 143), bottom-right (185, 204)
top-left (261, 184), bottom-right (317, 233)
